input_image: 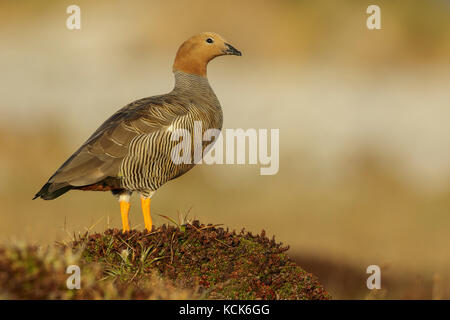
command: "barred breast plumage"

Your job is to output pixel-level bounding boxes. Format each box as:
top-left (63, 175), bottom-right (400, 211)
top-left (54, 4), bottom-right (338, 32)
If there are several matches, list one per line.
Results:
top-left (34, 32), bottom-right (241, 232)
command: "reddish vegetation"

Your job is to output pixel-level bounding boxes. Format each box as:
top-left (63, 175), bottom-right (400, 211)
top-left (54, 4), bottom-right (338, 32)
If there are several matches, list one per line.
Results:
top-left (76, 221), bottom-right (330, 300)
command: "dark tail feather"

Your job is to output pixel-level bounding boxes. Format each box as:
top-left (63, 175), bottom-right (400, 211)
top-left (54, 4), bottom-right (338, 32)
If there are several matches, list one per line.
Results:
top-left (33, 182), bottom-right (73, 200)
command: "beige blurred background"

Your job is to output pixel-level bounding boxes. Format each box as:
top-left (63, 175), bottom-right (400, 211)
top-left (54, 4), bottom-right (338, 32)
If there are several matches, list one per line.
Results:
top-left (1, 0), bottom-right (449, 299)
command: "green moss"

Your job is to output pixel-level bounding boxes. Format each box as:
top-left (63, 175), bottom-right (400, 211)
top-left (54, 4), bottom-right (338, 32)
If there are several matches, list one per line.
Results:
top-left (72, 221), bottom-right (330, 300)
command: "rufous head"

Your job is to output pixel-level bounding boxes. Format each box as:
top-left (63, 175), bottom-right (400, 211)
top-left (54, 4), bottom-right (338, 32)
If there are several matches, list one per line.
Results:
top-left (173, 32), bottom-right (241, 77)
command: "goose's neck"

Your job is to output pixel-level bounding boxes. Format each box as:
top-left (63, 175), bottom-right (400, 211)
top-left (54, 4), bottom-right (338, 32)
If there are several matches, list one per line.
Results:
top-left (172, 71), bottom-right (217, 98)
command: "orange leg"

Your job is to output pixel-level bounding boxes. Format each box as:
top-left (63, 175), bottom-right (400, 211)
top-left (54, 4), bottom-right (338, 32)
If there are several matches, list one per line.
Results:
top-left (120, 200), bottom-right (131, 232)
top-left (141, 197), bottom-right (152, 231)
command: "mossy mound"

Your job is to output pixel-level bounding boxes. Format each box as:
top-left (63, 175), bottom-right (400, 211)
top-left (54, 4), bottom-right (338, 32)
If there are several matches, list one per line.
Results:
top-left (0, 221), bottom-right (330, 299)
top-left (74, 221), bottom-right (330, 300)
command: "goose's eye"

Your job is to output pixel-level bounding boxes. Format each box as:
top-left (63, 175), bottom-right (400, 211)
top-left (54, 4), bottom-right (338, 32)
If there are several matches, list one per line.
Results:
top-left (206, 38), bottom-right (214, 44)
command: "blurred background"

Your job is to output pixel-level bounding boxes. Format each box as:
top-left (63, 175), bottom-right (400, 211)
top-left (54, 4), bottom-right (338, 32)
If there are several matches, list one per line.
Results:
top-left (0, 0), bottom-right (449, 299)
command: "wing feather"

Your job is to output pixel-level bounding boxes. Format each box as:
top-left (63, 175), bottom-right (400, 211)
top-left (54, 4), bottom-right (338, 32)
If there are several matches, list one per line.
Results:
top-left (47, 95), bottom-right (189, 187)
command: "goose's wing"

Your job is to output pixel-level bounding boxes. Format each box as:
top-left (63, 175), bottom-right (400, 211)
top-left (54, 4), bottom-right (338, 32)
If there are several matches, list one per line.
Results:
top-left (35, 95), bottom-right (190, 198)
